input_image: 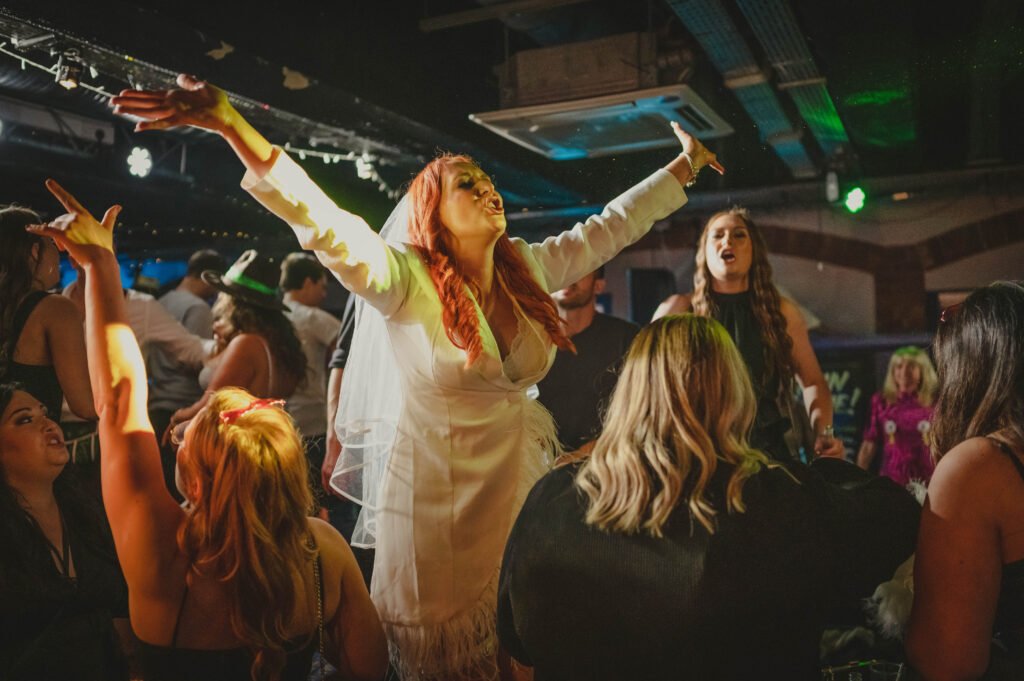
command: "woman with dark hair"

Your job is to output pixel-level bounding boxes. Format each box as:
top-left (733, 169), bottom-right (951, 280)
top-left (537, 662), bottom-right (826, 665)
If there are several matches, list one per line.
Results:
top-left (165, 250), bottom-right (306, 438)
top-left (653, 207), bottom-right (843, 460)
top-left (111, 75), bottom-right (721, 679)
top-left (907, 281), bottom-right (1024, 681)
top-left (0, 382), bottom-right (128, 680)
top-left (0, 206), bottom-right (95, 420)
top-left (497, 315), bottom-right (919, 680)
top-left (27, 182), bottom-right (388, 681)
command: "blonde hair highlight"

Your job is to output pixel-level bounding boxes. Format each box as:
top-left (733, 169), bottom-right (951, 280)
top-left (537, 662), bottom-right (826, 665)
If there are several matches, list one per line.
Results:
top-left (176, 388), bottom-right (315, 681)
top-left (576, 315), bottom-right (771, 536)
top-left (881, 346), bottom-right (938, 407)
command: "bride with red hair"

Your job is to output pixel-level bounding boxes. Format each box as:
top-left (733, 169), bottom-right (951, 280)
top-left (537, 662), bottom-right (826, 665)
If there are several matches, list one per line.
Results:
top-left (112, 75), bottom-right (723, 680)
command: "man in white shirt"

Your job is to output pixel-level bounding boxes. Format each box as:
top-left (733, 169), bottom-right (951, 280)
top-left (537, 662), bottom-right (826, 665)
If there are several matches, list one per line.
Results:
top-left (280, 252), bottom-right (342, 499)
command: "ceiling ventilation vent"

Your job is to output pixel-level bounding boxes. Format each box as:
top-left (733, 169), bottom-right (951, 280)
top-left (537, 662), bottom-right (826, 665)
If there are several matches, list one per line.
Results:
top-left (469, 84), bottom-right (733, 160)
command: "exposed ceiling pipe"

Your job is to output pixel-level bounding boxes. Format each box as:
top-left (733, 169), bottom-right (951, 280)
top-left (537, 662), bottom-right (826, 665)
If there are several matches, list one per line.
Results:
top-left (664, 0), bottom-right (817, 178)
top-left (733, 0), bottom-right (850, 159)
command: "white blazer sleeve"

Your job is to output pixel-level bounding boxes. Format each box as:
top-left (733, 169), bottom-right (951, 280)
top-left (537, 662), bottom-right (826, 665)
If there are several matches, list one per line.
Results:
top-left (241, 149), bottom-right (410, 317)
top-left (528, 169), bottom-right (688, 293)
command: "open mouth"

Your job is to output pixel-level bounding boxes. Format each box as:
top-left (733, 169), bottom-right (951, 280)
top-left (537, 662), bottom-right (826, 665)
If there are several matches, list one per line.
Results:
top-left (46, 434), bottom-right (66, 448)
top-left (485, 196), bottom-right (503, 215)
top-left (720, 250), bottom-right (736, 264)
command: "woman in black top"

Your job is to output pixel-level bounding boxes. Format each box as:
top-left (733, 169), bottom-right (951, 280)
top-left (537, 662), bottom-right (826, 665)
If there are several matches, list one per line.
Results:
top-left (28, 181), bottom-right (387, 681)
top-left (0, 206), bottom-right (95, 420)
top-left (653, 207), bottom-right (843, 460)
top-left (498, 315), bottom-right (919, 680)
top-left (0, 382), bottom-right (128, 680)
top-left (907, 281), bottom-right (1024, 681)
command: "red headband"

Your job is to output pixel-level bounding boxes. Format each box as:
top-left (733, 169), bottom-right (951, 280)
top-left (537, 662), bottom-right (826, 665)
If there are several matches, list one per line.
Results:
top-left (219, 398), bottom-right (286, 425)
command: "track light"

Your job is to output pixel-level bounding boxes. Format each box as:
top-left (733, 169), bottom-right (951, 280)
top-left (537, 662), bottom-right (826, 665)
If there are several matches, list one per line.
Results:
top-left (127, 146), bottom-right (153, 177)
top-left (55, 53), bottom-right (83, 90)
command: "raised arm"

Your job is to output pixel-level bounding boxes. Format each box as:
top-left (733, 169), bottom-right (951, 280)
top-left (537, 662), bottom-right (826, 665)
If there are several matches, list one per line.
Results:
top-left (111, 75), bottom-right (409, 316)
top-left (27, 181), bottom-right (183, 589)
top-left (528, 123), bottom-right (723, 292)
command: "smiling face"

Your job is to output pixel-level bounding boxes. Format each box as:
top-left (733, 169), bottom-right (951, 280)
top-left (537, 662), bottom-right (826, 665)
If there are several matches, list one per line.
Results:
top-left (892, 358), bottom-right (923, 394)
top-left (703, 213), bottom-right (753, 286)
top-left (437, 162), bottom-right (505, 247)
top-left (0, 390), bottom-right (68, 489)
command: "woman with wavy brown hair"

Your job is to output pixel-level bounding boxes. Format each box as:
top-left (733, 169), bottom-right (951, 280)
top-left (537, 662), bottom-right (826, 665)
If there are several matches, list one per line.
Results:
top-left (164, 250), bottom-right (306, 440)
top-left (654, 207), bottom-right (843, 461)
top-left (110, 74), bottom-right (722, 680)
top-left (907, 281), bottom-right (1024, 680)
top-left (0, 206), bottom-right (95, 421)
top-left (27, 181), bottom-right (388, 681)
top-left (497, 315), bottom-right (919, 680)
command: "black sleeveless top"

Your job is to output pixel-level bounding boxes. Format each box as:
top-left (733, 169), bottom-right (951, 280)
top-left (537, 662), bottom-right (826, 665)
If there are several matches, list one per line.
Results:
top-left (2, 291), bottom-right (64, 418)
top-left (711, 290), bottom-right (790, 457)
top-left (991, 438), bottom-right (1024, 669)
top-left (135, 553), bottom-right (323, 681)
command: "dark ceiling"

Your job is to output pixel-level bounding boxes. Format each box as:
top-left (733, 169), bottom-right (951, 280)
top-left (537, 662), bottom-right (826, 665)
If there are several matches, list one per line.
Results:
top-left (0, 0), bottom-right (1021, 258)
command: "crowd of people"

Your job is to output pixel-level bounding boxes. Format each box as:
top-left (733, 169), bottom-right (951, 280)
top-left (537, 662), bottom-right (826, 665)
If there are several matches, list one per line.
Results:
top-left (0, 73), bottom-right (1020, 681)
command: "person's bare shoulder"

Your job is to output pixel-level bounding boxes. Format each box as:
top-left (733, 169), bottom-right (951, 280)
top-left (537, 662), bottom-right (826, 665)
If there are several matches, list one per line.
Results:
top-left (38, 293), bottom-right (84, 321)
top-left (929, 437), bottom-right (1019, 522)
top-left (652, 292), bottom-right (693, 321)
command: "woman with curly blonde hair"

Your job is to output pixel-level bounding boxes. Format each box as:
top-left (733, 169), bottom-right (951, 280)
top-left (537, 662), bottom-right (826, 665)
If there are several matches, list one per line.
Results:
top-left (497, 315), bottom-right (919, 680)
top-left (28, 181), bottom-right (387, 681)
top-left (857, 346), bottom-right (938, 484)
top-left (654, 207), bottom-right (843, 461)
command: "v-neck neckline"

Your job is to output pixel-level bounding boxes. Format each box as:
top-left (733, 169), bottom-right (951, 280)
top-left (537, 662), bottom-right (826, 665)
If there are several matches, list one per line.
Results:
top-left (470, 272), bottom-right (542, 370)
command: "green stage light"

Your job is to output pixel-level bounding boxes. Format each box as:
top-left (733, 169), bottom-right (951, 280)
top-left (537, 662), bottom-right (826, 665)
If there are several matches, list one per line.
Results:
top-left (844, 187), bottom-right (865, 213)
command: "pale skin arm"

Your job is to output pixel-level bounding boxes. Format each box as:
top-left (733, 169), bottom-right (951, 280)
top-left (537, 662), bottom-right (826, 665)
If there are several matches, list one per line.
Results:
top-left (856, 441), bottom-right (877, 470)
top-left (322, 366), bottom-right (344, 493)
top-left (651, 292), bottom-right (692, 321)
top-left (164, 333), bottom-right (262, 441)
top-left (27, 181), bottom-right (184, 597)
top-left (111, 74), bottom-right (275, 179)
top-left (310, 518), bottom-right (388, 681)
top-left (906, 437), bottom-right (1004, 681)
top-left (43, 295), bottom-right (98, 419)
top-left (780, 297), bottom-right (844, 458)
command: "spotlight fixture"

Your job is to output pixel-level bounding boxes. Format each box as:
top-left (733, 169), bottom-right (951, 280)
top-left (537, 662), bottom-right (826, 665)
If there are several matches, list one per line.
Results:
top-left (355, 155), bottom-right (374, 180)
top-left (127, 146), bottom-right (153, 177)
top-left (844, 187), bottom-right (866, 213)
top-left (55, 52), bottom-right (84, 90)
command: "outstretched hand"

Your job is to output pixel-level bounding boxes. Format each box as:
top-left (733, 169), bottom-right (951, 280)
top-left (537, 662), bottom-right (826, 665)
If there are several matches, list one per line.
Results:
top-left (110, 74), bottom-right (235, 134)
top-left (26, 180), bottom-right (121, 265)
top-left (671, 121), bottom-right (725, 176)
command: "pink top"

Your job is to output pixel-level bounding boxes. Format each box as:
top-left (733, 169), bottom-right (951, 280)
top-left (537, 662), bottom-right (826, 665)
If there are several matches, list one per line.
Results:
top-left (862, 391), bottom-right (935, 485)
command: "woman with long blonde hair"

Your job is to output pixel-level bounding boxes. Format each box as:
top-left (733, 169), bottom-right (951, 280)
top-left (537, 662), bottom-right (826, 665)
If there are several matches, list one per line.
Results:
top-left (28, 181), bottom-right (387, 681)
top-left (497, 315), bottom-right (919, 680)
top-left (111, 75), bottom-right (722, 679)
top-left (653, 207), bottom-right (843, 461)
top-left (856, 346), bottom-right (938, 484)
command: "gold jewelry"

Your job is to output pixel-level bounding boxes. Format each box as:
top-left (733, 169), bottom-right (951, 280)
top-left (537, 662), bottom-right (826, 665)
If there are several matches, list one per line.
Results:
top-left (682, 152), bottom-right (699, 188)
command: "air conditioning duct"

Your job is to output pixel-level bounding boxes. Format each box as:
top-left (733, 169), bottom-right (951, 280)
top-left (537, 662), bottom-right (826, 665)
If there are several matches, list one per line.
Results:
top-left (470, 32), bottom-right (732, 159)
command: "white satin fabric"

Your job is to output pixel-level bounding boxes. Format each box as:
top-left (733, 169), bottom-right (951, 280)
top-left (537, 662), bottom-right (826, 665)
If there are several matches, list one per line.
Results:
top-left (241, 149), bottom-right (687, 679)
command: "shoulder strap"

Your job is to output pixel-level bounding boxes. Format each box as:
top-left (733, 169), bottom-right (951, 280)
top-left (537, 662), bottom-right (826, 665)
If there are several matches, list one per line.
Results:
top-left (310, 534), bottom-right (325, 680)
top-left (256, 335), bottom-right (275, 394)
top-left (169, 582), bottom-right (189, 648)
top-left (990, 437), bottom-right (1024, 484)
top-left (10, 291), bottom-right (49, 346)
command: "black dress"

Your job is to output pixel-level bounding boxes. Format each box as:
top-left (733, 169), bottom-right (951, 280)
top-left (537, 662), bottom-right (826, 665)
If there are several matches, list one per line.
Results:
top-left (986, 438), bottom-right (1024, 679)
top-left (711, 290), bottom-right (793, 460)
top-left (0, 500), bottom-right (129, 681)
top-left (497, 459), bottom-right (920, 681)
top-left (1, 291), bottom-right (65, 418)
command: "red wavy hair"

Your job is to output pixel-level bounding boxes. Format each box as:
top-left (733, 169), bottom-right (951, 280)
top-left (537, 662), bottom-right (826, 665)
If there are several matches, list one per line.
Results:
top-left (406, 154), bottom-right (574, 365)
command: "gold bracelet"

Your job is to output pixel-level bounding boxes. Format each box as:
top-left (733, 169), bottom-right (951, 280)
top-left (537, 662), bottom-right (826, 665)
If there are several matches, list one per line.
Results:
top-left (682, 152), bottom-right (699, 188)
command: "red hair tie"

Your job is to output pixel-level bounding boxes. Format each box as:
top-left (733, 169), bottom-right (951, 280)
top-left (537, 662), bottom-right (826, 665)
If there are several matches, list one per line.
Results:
top-left (219, 398), bottom-right (286, 425)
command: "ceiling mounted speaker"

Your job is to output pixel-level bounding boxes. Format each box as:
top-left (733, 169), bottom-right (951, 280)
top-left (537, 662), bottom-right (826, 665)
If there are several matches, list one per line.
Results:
top-left (469, 85), bottom-right (733, 160)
